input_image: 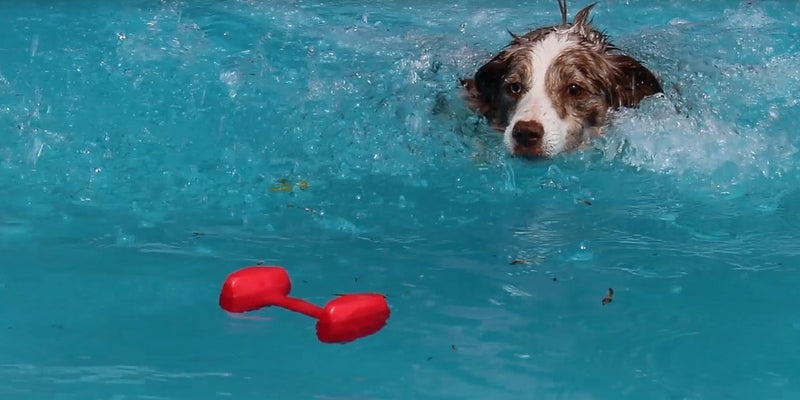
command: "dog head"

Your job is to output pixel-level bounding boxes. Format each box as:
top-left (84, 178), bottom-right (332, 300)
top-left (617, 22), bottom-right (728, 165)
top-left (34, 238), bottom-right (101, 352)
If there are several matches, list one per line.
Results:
top-left (462, 1), bottom-right (662, 157)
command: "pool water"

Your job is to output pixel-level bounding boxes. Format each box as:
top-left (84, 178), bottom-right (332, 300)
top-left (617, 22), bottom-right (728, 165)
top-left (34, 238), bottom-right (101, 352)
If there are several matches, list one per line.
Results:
top-left (2, 0), bottom-right (800, 398)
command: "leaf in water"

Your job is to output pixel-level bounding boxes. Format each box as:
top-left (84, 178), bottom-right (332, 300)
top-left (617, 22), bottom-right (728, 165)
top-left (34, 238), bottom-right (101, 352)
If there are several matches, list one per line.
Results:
top-left (602, 287), bottom-right (614, 305)
top-left (269, 179), bottom-right (293, 192)
top-left (509, 256), bottom-right (545, 265)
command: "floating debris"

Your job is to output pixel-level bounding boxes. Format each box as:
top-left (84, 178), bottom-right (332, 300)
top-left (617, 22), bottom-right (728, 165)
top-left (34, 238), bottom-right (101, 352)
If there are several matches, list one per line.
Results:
top-left (509, 256), bottom-right (546, 265)
top-left (602, 288), bottom-right (614, 305)
top-left (269, 178), bottom-right (311, 193)
top-left (269, 178), bottom-right (293, 192)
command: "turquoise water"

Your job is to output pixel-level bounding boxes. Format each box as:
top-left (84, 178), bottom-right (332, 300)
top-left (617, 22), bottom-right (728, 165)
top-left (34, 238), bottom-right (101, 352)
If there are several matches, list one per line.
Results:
top-left (2, 0), bottom-right (800, 398)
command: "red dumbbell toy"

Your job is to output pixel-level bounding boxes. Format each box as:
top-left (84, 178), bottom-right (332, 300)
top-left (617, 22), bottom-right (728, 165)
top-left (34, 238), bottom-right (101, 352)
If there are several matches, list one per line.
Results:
top-left (219, 266), bottom-right (390, 343)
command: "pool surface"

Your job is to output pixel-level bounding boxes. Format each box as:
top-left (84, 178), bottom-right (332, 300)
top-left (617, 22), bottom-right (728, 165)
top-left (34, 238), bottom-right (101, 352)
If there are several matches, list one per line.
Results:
top-left (2, 0), bottom-right (800, 399)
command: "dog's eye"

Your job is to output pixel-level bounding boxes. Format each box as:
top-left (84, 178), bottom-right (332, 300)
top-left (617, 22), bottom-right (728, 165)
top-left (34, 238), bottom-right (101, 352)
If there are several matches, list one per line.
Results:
top-left (567, 83), bottom-right (583, 97)
top-left (507, 82), bottom-right (523, 95)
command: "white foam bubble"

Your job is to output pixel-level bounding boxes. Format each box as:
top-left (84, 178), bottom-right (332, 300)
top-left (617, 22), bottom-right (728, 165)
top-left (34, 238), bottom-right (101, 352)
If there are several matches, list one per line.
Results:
top-left (596, 7), bottom-right (800, 193)
top-left (596, 93), bottom-right (797, 189)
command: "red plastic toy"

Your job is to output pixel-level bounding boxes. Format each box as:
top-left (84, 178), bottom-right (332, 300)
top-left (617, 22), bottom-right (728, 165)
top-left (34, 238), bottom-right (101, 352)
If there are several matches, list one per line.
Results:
top-left (219, 266), bottom-right (390, 343)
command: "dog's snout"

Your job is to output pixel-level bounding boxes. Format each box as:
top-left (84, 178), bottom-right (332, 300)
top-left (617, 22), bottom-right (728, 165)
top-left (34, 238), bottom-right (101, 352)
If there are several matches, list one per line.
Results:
top-left (512, 120), bottom-right (544, 147)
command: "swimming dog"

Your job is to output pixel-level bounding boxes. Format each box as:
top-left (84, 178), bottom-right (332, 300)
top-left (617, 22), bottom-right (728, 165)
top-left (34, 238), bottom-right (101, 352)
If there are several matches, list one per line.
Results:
top-left (461, 1), bottom-right (662, 157)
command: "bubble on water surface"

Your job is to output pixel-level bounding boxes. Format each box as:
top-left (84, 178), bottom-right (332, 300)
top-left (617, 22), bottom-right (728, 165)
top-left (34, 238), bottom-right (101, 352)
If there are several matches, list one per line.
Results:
top-left (594, 9), bottom-right (800, 195)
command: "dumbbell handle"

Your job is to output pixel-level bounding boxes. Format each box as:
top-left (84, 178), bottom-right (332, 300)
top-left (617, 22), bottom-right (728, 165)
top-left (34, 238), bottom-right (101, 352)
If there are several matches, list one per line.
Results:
top-left (271, 296), bottom-right (324, 319)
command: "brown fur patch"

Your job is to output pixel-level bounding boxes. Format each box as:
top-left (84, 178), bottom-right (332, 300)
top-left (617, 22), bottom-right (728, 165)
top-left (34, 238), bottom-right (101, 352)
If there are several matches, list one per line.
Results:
top-left (462, 47), bottom-right (534, 131)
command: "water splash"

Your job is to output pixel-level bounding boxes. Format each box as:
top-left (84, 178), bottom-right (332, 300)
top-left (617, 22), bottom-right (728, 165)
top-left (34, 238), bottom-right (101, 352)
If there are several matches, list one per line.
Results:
top-left (596, 94), bottom-right (793, 178)
top-left (596, 3), bottom-right (800, 192)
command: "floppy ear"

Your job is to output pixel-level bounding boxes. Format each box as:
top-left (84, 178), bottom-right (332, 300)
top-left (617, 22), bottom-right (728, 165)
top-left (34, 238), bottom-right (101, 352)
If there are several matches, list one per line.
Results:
top-left (460, 54), bottom-right (509, 117)
top-left (460, 78), bottom-right (479, 107)
top-left (607, 54), bottom-right (663, 108)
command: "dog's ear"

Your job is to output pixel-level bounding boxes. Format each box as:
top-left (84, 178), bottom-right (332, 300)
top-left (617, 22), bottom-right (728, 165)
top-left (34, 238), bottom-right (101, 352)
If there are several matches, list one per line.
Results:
top-left (460, 77), bottom-right (486, 116)
top-left (461, 54), bottom-right (509, 117)
top-left (460, 78), bottom-right (478, 102)
top-left (608, 54), bottom-right (663, 108)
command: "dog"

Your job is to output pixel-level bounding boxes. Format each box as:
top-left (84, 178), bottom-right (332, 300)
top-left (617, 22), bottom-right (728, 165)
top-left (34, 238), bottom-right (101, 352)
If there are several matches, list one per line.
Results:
top-left (461, 1), bottom-right (662, 158)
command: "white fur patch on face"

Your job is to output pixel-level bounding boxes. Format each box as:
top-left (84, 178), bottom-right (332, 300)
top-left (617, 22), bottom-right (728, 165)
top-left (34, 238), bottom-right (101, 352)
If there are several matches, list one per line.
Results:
top-left (504, 33), bottom-right (577, 156)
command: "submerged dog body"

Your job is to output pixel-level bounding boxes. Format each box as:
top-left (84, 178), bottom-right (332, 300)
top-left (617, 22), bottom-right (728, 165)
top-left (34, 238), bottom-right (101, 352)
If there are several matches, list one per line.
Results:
top-left (462, 1), bottom-right (662, 157)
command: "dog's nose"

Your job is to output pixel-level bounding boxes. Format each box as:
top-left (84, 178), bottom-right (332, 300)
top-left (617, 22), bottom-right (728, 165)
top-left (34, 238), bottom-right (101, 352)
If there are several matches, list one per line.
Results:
top-left (512, 120), bottom-right (544, 147)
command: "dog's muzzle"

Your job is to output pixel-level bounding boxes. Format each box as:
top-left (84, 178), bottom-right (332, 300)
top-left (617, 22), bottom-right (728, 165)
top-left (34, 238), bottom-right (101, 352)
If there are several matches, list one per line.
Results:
top-left (511, 120), bottom-right (546, 157)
